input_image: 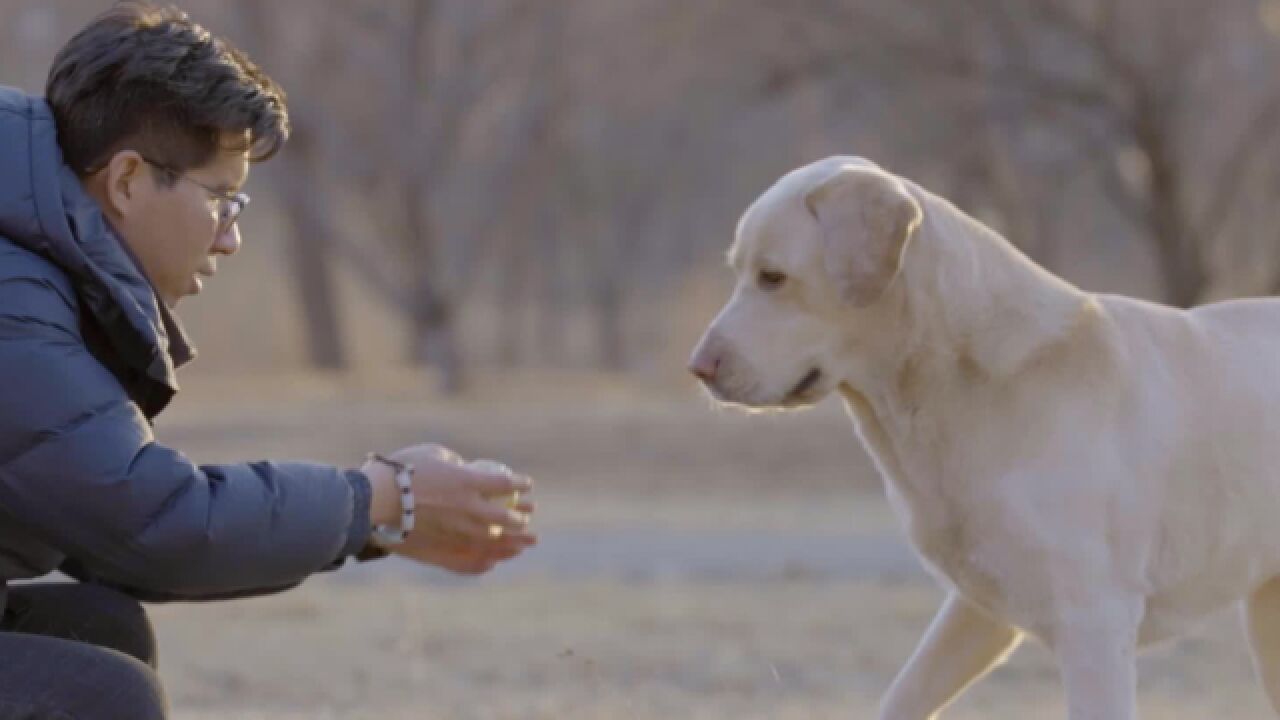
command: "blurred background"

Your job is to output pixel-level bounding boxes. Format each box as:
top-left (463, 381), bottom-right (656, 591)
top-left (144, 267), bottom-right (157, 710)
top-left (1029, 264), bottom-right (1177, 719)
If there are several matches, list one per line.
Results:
top-left (4, 1), bottom-right (1280, 718)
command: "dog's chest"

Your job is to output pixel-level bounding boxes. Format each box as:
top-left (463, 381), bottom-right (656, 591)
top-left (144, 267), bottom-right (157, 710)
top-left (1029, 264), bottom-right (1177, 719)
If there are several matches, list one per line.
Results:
top-left (920, 526), bottom-right (1023, 610)
top-left (886, 482), bottom-right (1051, 626)
top-left (851, 395), bottom-right (1061, 623)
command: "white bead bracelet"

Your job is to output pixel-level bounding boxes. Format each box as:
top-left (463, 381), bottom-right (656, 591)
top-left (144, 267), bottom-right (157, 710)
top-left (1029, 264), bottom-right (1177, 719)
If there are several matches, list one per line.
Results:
top-left (367, 452), bottom-right (415, 547)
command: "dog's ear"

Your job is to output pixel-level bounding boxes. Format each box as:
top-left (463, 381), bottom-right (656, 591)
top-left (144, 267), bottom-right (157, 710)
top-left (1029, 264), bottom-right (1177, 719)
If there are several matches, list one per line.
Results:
top-left (804, 166), bottom-right (922, 307)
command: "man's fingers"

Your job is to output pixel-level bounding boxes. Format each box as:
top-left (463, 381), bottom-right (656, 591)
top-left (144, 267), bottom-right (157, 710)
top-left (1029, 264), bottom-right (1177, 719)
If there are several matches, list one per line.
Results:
top-left (430, 551), bottom-right (490, 576)
top-left (471, 470), bottom-right (533, 496)
top-left (401, 538), bottom-right (525, 575)
top-left (407, 506), bottom-right (532, 549)
top-left (425, 515), bottom-right (492, 542)
top-left (468, 509), bottom-right (537, 544)
top-left (453, 560), bottom-right (496, 576)
top-left (498, 531), bottom-right (537, 548)
top-left (423, 444), bottom-right (465, 465)
top-left (469, 499), bottom-right (530, 529)
top-left (486, 537), bottom-right (533, 558)
top-left (486, 528), bottom-right (537, 545)
top-left (439, 546), bottom-right (497, 575)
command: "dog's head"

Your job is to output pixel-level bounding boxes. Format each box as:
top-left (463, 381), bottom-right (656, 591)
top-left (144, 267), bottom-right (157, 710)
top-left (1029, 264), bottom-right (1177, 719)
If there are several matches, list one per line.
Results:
top-left (689, 157), bottom-right (922, 410)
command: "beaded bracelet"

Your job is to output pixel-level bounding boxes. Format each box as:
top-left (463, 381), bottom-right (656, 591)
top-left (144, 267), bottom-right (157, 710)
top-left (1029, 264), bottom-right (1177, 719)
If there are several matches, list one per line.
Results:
top-left (367, 452), bottom-right (415, 547)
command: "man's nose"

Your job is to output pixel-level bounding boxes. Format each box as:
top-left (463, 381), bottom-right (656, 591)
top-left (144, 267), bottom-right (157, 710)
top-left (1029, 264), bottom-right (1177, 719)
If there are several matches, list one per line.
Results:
top-left (212, 223), bottom-right (242, 256)
top-left (688, 336), bottom-right (724, 382)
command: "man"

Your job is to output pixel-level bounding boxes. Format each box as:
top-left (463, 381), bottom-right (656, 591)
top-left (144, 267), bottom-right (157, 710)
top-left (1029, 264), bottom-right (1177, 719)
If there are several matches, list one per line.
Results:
top-left (0, 3), bottom-right (537, 718)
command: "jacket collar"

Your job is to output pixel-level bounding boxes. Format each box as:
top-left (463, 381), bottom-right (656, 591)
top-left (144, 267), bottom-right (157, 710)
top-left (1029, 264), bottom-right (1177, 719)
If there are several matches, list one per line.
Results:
top-left (0, 86), bottom-right (194, 416)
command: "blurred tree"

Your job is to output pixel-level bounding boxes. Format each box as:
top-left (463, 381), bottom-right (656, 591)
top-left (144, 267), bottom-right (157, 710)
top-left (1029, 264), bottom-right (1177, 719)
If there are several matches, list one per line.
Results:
top-left (231, 0), bottom-right (541, 391)
top-left (760, 0), bottom-right (1280, 306)
top-left (234, 0), bottom-right (348, 370)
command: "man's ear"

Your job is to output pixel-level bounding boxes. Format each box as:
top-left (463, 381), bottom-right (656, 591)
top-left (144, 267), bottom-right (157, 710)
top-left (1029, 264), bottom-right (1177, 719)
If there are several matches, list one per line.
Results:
top-left (804, 166), bottom-right (922, 307)
top-left (101, 150), bottom-right (147, 219)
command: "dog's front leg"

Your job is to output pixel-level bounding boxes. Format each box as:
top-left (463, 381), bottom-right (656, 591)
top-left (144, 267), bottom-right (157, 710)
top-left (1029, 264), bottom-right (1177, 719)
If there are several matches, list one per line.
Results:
top-left (1053, 596), bottom-right (1142, 720)
top-left (879, 592), bottom-right (1021, 720)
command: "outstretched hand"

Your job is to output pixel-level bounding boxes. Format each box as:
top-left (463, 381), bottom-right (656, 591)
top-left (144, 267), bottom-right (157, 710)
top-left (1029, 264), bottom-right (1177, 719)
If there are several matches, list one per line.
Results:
top-left (362, 444), bottom-right (537, 575)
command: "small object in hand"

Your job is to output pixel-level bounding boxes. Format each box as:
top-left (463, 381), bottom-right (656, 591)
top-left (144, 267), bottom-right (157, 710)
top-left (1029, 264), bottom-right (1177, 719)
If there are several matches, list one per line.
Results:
top-left (467, 458), bottom-right (523, 537)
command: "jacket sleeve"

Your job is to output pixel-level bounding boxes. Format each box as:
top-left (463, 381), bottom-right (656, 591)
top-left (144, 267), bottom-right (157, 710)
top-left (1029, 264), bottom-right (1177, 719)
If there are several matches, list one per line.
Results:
top-left (0, 271), bottom-right (374, 599)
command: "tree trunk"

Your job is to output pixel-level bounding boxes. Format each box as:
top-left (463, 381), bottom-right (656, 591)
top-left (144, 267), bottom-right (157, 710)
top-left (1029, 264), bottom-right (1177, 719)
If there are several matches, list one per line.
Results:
top-left (1140, 120), bottom-right (1207, 307)
top-left (400, 0), bottom-right (463, 394)
top-left (496, 229), bottom-right (527, 368)
top-left (278, 127), bottom-right (346, 370)
top-left (403, 182), bottom-right (463, 392)
top-left (412, 292), bottom-right (463, 395)
top-left (1151, 216), bottom-right (1207, 307)
top-left (537, 233), bottom-right (567, 365)
top-left (1146, 147), bottom-right (1203, 303)
top-left (593, 278), bottom-right (625, 371)
top-left (234, 0), bottom-right (345, 369)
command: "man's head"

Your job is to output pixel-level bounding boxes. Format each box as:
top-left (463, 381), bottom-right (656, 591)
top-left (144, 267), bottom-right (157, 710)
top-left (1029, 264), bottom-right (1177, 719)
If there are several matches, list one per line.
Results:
top-left (47, 2), bottom-right (288, 307)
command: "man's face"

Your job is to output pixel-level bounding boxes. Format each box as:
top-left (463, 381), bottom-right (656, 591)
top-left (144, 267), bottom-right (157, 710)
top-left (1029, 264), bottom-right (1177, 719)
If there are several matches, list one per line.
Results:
top-left (91, 138), bottom-right (249, 308)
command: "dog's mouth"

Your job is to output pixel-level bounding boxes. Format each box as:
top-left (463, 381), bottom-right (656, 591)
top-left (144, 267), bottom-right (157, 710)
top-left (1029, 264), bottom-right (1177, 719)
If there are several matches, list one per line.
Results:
top-left (702, 367), bottom-right (825, 410)
top-left (786, 367), bottom-right (823, 401)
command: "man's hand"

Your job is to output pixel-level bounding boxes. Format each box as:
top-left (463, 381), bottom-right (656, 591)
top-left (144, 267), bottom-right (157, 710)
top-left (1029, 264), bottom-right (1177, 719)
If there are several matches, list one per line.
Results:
top-left (393, 515), bottom-right (536, 574)
top-left (362, 444), bottom-right (536, 574)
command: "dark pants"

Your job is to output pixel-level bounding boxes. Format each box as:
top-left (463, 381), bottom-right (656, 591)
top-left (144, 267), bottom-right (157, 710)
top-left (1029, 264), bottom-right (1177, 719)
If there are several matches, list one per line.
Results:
top-left (0, 583), bottom-right (167, 719)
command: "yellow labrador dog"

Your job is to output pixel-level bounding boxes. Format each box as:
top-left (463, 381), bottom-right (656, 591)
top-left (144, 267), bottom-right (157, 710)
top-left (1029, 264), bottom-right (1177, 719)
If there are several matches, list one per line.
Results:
top-left (689, 156), bottom-right (1280, 719)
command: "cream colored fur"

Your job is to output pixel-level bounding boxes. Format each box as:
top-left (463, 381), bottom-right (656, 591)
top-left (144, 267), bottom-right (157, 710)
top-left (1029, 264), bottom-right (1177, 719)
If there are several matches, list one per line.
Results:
top-left (690, 156), bottom-right (1280, 720)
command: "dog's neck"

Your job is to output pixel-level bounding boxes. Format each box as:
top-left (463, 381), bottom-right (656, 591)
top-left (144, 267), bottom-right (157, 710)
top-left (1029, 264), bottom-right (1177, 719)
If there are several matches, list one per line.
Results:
top-left (847, 183), bottom-right (1092, 397)
top-left (834, 183), bottom-right (1096, 463)
top-left (834, 186), bottom-right (1097, 547)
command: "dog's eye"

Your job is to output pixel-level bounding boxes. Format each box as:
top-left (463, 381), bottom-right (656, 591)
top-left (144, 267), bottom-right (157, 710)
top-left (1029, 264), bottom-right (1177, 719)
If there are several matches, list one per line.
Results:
top-left (757, 269), bottom-right (787, 291)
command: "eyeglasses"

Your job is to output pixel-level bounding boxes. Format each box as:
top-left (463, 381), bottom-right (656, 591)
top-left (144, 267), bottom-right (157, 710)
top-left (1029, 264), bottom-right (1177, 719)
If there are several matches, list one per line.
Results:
top-left (138, 157), bottom-right (250, 235)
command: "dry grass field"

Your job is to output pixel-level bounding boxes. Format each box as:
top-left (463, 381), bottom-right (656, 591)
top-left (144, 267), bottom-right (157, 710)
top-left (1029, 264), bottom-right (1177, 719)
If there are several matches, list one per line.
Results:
top-left (143, 369), bottom-right (1270, 719)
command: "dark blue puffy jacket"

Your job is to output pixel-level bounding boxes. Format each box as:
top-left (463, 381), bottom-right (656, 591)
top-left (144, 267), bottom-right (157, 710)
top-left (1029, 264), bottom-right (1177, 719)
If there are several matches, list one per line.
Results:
top-left (0, 86), bottom-right (372, 603)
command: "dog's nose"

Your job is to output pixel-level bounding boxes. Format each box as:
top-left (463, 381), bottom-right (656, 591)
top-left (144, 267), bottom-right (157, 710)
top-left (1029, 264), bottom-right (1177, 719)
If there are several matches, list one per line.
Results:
top-left (688, 348), bottom-right (721, 382)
